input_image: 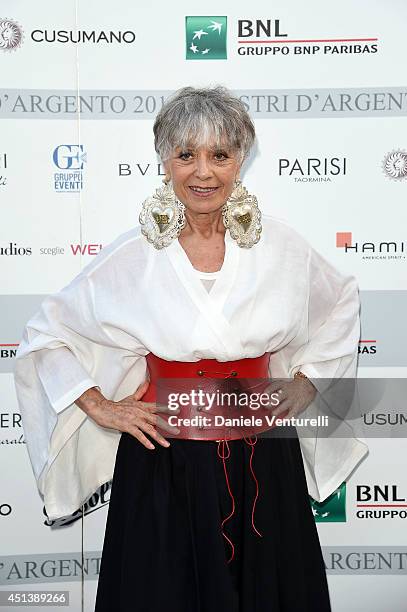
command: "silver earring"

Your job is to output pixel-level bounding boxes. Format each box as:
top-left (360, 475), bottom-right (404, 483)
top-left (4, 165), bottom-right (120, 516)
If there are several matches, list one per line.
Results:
top-left (222, 180), bottom-right (262, 248)
top-left (139, 179), bottom-right (186, 249)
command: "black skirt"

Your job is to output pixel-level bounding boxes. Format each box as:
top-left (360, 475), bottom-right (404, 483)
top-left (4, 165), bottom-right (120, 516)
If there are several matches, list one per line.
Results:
top-left (94, 429), bottom-right (332, 612)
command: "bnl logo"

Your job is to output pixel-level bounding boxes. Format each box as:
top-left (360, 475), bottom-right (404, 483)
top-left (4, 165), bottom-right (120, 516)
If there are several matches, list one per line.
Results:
top-left (53, 145), bottom-right (87, 170)
top-left (310, 482), bottom-right (346, 522)
top-left (185, 16), bottom-right (227, 59)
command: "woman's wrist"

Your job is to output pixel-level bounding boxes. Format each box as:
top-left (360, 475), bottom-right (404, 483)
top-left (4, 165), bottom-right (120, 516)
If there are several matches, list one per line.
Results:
top-left (76, 386), bottom-right (106, 416)
top-left (294, 371), bottom-right (317, 397)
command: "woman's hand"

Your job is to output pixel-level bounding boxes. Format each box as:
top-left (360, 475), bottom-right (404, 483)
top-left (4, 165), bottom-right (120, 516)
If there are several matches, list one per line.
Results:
top-left (76, 381), bottom-right (180, 450)
top-left (265, 376), bottom-right (317, 419)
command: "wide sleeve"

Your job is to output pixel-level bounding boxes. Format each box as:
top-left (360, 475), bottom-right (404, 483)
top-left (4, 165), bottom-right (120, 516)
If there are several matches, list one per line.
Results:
top-left (280, 245), bottom-right (369, 503)
top-left (15, 273), bottom-right (107, 414)
top-left (13, 269), bottom-right (147, 520)
top-left (288, 246), bottom-right (361, 383)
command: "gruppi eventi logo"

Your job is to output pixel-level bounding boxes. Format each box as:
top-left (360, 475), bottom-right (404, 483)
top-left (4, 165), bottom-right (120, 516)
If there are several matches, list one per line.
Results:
top-left (52, 144), bottom-right (87, 192)
top-left (0, 18), bottom-right (24, 51)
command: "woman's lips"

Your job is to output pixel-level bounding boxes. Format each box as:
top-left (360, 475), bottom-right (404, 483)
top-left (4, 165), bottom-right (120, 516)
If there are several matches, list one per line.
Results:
top-left (189, 186), bottom-right (219, 198)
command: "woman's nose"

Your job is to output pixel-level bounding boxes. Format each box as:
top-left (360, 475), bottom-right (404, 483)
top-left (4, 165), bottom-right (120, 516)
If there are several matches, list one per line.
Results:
top-left (194, 156), bottom-right (213, 180)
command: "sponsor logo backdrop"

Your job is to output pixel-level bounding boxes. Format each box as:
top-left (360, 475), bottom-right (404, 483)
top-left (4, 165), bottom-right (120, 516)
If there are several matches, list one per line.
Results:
top-left (1, 0), bottom-right (406, 610)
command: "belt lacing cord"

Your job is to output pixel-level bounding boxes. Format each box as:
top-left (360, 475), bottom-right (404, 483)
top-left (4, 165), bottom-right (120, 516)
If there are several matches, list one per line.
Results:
top-left (243, 434), bottom-right (263, 538)
top-left (216, 439), bottom-right (235, 563)
top-left (216, 434), bottom-right (263, 564)
top-left (199, 367), bottom-right (263, 563)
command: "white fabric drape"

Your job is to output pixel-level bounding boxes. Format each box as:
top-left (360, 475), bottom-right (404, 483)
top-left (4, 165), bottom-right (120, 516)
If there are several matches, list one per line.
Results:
top-left (13, 216), bottom-right (368, 520)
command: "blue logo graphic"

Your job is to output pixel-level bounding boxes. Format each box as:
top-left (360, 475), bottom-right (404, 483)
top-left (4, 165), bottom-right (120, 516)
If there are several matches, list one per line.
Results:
top-left (52, 145), bottom-right (87, 192)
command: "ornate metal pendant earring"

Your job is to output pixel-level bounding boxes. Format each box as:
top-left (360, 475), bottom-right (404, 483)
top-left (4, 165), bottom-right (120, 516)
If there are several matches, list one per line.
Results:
top-left (222, 180), bottom-right (262, 248)
top-left (139, 178), bottom-right (186, 249)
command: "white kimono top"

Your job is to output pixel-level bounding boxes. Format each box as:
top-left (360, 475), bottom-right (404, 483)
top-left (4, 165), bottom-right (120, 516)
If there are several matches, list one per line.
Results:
top-left (13, 215), bottom-right (369, 520)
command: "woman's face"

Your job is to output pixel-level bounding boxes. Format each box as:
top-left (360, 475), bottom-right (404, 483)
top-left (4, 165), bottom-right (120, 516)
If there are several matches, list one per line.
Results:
top-left (164, 143), bottom-right (241, 215)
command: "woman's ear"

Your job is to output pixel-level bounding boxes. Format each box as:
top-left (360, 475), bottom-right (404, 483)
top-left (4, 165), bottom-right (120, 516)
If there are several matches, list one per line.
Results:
top-left (235, 160), bottom-right (243, 183)
top-left (162, 162), bottom-right (171, 184)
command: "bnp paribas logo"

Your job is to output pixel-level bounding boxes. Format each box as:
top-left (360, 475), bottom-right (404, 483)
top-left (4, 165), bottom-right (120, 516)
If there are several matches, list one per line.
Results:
top-left (185, 16), bottom-right (227, 60)
top-left (310, 482), bottom-right (346, 522)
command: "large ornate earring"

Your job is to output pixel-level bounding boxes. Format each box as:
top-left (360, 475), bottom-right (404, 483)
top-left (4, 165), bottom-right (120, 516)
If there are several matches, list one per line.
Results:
top-left (222, 180), bottom-right (262, 248)
top-left (139, 178), bottom-right (186, 249)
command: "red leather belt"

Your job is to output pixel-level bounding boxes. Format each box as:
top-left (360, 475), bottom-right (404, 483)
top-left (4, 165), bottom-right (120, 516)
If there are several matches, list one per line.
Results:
top-left (141, 352), bottom-right (280, 562)
top-left (142, 351), bottom-right (275, 441)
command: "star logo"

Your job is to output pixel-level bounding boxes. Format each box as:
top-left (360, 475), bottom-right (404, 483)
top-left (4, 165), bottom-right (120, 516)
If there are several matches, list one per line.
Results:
top-left (192, 29), bottom-right (208, 40)
top-left (208, 20), bottom-right (223, 34)
top-left (185, 16), bottom-right (227, 60)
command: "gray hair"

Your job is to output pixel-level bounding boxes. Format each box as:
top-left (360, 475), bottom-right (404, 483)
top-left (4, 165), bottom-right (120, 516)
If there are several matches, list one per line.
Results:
top-left (153, 86), bottom-right (255, 163)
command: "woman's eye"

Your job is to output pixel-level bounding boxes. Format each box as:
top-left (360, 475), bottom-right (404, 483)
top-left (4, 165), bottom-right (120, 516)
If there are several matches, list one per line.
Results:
top-left (179, 152), bottom-right (193, 161)
top-left (214, 152), bottom-right (227, 161)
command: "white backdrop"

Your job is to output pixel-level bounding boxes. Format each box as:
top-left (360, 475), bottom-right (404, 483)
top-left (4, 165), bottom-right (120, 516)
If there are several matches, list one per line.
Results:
top-left (1, 1), bottom-right (407, 610)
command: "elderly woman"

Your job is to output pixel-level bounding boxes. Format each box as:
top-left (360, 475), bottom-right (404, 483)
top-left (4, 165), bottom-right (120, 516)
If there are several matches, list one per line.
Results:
top-left (14, 86), bottom-right (367, 612)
